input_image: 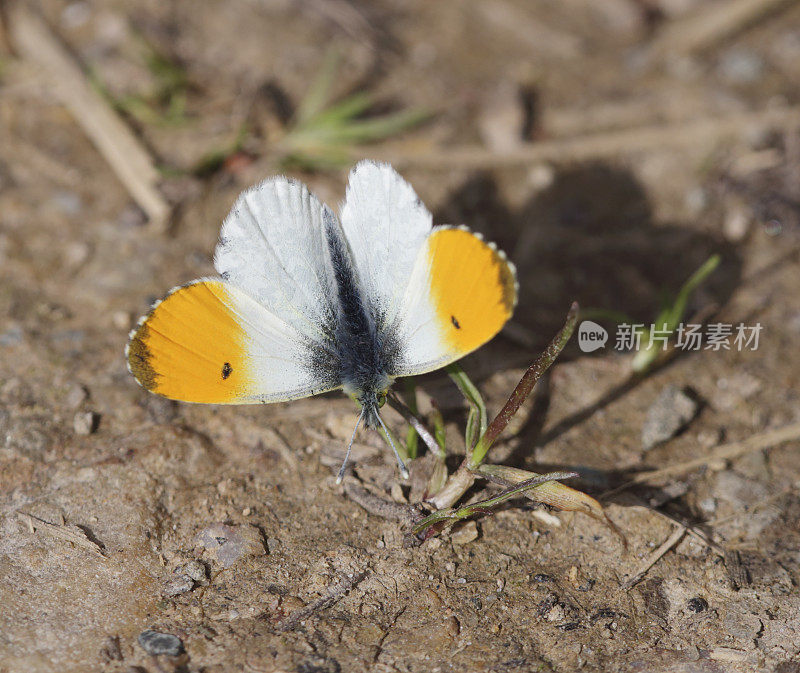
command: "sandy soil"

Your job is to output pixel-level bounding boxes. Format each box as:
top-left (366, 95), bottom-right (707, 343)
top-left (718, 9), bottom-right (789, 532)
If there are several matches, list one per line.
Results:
top-left (1, 1), bottom-right (800, 671)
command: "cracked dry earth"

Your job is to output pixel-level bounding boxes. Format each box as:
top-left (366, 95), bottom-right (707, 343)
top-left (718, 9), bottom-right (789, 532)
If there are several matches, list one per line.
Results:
top-left (2, 1), bottom-right (800, 672)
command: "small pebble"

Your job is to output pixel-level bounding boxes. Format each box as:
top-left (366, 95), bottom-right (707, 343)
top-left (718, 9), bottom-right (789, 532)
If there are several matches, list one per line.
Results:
top-left (641, 386), bottom-right (698, 451)
top-left (450, 520), bottom-right (478, 545)
top-left (196, 523), bottom-right (265, 568)
top-left (698, 497), bottom-right (717, 515)
top-left (162, 575), bottom-right (193, 597)
top-left (137, 630), bottom-right (184, 656)
top-left (687, 596), bottom-right (708, 613)
top-left (546, 603), bottom-right (567, 622)
top-left (723, 207), bottom-right (751, 242)
top-left (73, 411), bottom-right (99, 435)
top-left (66, 384), bottom-right (89, 409)
top-left (112, 311), bottom-right (131, 330)
top-left (63, 242), bottom-right (90, 268)
top-left (684, 186), bottom-right (707, 215)
top-left (50, 190), bottom-right (83, 216)
top-left (179, 560), bottom-right (206, 583)
top-left (0, 327), bottom-right (23, 346)
top-left (61, 2), bottom-right (91, 30)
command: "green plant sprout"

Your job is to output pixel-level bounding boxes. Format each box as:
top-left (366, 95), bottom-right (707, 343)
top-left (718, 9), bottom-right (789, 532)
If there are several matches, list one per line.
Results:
top-left (90, 35), bottom-right (191, 128)
top-left (582, 253), bottom-right (720, 374)
top-left (275, 49), bottom-right (429, 170)
top-left (379, 303), bottom-right (621, 543)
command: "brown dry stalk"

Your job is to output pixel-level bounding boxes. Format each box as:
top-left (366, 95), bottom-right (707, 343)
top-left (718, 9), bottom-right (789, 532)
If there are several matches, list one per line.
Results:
top-left (648, 0), bottom-right (795, 58)
top-left (362, 106), bottom-right (800, 170)
top-left (277, 570), bottom-right (367, 632)
top-left (620, 524), bottom-right (686, 591)
top-left (8, 2), bottom-right (170, 228)
top-left (608, 421), bottom-right (800, 495)
top-left (478, 303), bottom-right (579, 454)
top-left (18, 512), bottom-right (106, 558)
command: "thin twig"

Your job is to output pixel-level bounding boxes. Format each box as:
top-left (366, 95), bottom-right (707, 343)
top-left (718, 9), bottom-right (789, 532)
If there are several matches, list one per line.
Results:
top-left (474, 302), bottom-right (579, 463)
top-left (277, 570), bottom-right (368, 632)
top-left (634, 505), bottom-right (726, 556)
top-left (8, 2), bottom-right (170, 229)
top-left (648, 0), bottom-right (795, 58)
top-left (475, 0), bottom-right (583, 60)
top-left (18, 512), bottom-right (107, 558)
top-left (605, 421), bottom-right (800, 496)
top-left (269, 428), bottom-right (301, 474)
top-left (341, 480), bottom-right (422, 525)
top-left (621, 525), bottom-right (685, 591)
top-left (387, 394), bottom-right (442, 458)
top-left (360, 106), bottom-right (800, 170)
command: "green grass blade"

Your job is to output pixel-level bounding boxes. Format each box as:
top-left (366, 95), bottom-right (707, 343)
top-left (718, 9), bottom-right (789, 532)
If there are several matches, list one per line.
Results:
top-left (295, 48), bottom-right (341, 125)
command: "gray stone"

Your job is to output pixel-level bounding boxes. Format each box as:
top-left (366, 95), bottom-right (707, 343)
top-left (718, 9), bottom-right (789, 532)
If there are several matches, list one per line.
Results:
top-left (137, 629), bottom-right (184, 656)
top-left (179, 560), bottom-right (207, 583)
top-left (162, 575), bottom-right (193, 597)
top-left (642, 386), bottom-right (699, 450)
top-left (196, 524), bottom-right (265, 568)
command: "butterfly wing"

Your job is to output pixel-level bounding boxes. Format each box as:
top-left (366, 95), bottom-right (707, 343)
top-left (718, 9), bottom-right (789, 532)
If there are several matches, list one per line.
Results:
top-left (128, 177), bottom-right (345, 404)
top-left (386, 226), bottom-right (517, 377)
top-left (215, 177), bottom-right (340, 346)
top-left (339, 161), bottom-right (433, 332)
top-left (127, 279), bottom-right (341, 403)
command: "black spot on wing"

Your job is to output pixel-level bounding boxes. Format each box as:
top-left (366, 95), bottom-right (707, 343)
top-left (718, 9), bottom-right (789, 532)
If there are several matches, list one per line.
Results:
top-left (221, 362), bottom-right (232, 379)
top-left (451, 315), bottom-right (461, 329)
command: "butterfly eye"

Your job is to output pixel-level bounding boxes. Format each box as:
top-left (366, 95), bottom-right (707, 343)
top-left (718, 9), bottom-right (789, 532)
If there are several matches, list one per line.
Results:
top-left (377, 392), bottom-right (387, 408)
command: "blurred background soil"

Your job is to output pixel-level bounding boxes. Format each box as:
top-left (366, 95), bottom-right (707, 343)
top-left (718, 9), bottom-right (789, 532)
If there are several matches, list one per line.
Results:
top-left (1, 1), bottom-right (800, 671)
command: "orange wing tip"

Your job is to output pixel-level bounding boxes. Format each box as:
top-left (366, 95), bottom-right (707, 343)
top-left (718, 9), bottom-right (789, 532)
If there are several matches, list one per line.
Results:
top-left (125, 279), bottom-right (241, 401)
top-left (125, 283), bottom-right (186, 393)
top-left (427, 226), bottom-right (518, 355)
top-left (484, 240), bottom-right (518, 311)
top-left (126, 320), bottom-right (159, 392)
top-left (438, 224), bottom-right (519, 311)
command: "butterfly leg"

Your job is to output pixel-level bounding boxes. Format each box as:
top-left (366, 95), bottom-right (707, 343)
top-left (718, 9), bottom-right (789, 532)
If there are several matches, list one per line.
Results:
top-left (336, 408), bottom-right (366, 484)
top-left (376, 412), bottom-right (409, 480)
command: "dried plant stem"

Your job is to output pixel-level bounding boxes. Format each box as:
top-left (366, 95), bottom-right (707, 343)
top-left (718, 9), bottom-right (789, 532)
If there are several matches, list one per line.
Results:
top-left (606, 421), bottom-right (800, 496)
top-left (620, 525), bottom-right (685, 591)
top-left (429, 303), bottom-right (580, 512)
top-left (277, 570), bottom-right (367, 631)
top-left (649, 0), bottom-right (794, 58)
top-left (362, 106), bottom-right (800, 170)
top-left (8, 2), bottom-right (170, 228)
top-left (428, 465), bottom-right (475, 511)
top-left (471, 302), bottom-right (579, 467)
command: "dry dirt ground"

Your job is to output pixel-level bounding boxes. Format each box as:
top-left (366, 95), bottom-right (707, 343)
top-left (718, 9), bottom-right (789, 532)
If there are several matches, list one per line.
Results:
top-left (2, 1), bottom-right (800, 672)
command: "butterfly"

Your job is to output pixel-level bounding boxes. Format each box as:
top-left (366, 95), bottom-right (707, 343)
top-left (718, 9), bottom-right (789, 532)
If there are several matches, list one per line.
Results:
top-left (127, 161), bottom-right (517, 481)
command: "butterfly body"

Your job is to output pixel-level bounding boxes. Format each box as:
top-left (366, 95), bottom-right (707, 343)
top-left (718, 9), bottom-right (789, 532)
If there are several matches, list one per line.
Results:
top-left (323, 207), bottom-right (394, 427)
top-left (127, 162), bottom-right (517, 471)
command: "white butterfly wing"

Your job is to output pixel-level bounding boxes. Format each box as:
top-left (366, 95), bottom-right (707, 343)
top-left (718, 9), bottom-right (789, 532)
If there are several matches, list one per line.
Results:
top-left (215, 177), bottom-right (339, 346)
top-left (339, 161), bottom-right (432, 332)
top-left (340, 162), bottom-right (517, 378)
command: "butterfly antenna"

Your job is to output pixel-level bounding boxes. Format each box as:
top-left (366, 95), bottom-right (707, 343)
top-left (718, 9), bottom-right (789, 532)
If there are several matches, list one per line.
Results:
top-left (336, 408), bottom-right (366, 484)
top-left (375, 411), bottom-right (410, 480)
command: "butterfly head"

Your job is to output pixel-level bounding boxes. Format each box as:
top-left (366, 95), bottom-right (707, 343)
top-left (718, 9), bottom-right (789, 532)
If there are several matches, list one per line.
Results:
top-left (344, 377), bottom-right (391, 430)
